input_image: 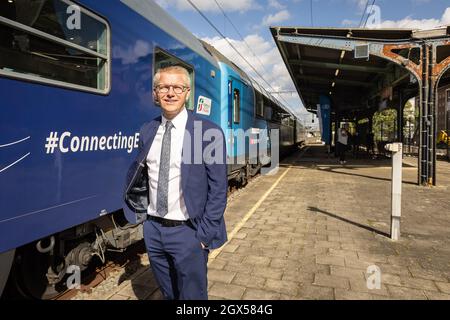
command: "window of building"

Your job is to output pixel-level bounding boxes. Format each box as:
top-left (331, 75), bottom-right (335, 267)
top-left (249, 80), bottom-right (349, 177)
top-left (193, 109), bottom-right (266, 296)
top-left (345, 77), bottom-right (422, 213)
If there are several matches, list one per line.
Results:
top-left (0, 0), bottom-right (110, 93)
top-left (154, 48), bottom-right (195, 110)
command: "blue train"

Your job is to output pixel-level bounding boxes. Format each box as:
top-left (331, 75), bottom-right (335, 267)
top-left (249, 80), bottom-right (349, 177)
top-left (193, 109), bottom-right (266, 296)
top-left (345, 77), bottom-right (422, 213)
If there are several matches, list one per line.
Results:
top-left (0, 0), bottom-right (305, 298)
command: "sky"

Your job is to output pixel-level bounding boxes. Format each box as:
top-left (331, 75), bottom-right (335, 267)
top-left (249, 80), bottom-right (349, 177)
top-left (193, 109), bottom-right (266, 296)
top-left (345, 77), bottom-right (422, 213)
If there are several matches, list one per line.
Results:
top-left (155, 0), bottom-right (450, 124)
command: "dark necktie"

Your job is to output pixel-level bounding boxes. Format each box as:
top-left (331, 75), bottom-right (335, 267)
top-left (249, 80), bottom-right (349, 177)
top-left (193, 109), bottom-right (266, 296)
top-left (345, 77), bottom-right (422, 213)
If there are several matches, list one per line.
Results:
top-left (156, 120), bottom-right (174, 216)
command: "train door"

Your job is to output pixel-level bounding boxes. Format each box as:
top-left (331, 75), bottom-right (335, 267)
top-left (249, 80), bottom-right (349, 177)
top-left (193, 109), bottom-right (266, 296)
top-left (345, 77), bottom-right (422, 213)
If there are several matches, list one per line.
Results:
top-left (228, 78), bottom-right (244, 170)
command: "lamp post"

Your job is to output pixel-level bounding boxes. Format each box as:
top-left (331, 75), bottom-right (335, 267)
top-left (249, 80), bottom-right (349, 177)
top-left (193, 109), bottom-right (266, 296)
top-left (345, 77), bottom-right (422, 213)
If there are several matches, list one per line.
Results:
top-left (385, 143), bottom-right (403, 240)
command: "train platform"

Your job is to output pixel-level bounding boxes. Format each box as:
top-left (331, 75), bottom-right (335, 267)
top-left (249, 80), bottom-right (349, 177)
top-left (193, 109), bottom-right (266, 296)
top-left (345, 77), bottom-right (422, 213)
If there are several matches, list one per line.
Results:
top-left (72, 145), bottom-right (450, 300)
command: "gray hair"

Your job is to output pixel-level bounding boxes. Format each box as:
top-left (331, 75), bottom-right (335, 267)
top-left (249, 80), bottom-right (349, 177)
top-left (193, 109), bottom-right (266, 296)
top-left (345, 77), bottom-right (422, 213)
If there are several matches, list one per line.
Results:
top-left (153, 65), bottom-right (191, 88)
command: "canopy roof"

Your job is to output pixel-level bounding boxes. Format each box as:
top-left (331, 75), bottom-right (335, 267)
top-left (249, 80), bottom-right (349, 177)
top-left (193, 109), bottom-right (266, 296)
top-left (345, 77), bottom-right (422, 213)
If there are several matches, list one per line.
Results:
top-left (271, 26), bottom-right (450, 120)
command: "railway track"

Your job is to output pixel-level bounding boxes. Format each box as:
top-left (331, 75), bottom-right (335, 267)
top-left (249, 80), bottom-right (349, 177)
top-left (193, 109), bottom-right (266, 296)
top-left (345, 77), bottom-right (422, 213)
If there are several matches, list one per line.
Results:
top-left (54, 241), bottom-right (148, 300)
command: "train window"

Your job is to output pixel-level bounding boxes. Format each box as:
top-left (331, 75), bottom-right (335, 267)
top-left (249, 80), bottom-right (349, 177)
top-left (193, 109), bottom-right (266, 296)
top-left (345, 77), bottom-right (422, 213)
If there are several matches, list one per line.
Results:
top-left (282, 116), bottom-right (289, 126)
top-left (0, 0), bottom-right (110, 94)
top-left (154, 48), bottom-right (195, 110)
top-left (233, 89), bottom-right (240, 124)
top-left (272, 104), bottom-right (282, 123)
top-left (255, 92), bottom-right (264, 117)
top-left (263, 97), bottom-right (272, 120)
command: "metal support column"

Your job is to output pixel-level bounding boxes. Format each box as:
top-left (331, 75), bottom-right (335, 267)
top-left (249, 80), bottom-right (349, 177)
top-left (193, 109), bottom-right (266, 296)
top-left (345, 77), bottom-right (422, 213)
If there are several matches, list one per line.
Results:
top-left (419, 44), bottom-right (431, 186)
top-left (334, 116), bottom-right (339, 157)
top-left (397, 92), bottom-right (404, 143)
top-left (447, 96), bottom-right (450, 161)
top-left (430, 46), bottom-right (437, 186)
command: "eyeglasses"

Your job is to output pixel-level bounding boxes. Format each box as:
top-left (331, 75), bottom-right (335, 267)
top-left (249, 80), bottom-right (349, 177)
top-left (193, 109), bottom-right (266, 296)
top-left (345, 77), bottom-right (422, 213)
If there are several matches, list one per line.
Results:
top-left (155, 84), bottom-right (190, 94)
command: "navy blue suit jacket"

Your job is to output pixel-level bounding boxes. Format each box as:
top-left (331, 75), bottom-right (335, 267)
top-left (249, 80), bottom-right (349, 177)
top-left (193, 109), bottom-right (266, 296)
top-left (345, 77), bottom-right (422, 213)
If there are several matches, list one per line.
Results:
top-left (124, 110), bottom-right (228, 249)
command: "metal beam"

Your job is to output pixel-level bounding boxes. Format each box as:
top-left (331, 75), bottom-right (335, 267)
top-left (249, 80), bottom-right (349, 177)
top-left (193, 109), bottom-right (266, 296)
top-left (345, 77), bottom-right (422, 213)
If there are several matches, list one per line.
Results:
top-left (278, 34), bottom-right (423, 80)
top-left (289, 59), bottom-right (390, 74)
top-left (297, 75), bottom-right (373, 87)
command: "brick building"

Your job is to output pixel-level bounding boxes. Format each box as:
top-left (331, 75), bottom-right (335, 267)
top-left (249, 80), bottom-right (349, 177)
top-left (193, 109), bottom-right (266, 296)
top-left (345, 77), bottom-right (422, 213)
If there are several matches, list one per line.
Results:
top-left (414, 84), bottom-right (450, 136)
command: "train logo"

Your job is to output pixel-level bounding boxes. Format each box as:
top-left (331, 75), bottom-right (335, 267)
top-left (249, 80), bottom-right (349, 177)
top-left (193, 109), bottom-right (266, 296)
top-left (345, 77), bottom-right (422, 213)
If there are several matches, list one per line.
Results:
top-left (197, 96), bottom-right (212, 116)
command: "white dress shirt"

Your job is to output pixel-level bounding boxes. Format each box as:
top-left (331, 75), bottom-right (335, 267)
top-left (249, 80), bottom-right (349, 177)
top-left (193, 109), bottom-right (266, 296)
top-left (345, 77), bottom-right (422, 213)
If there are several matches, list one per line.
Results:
top-left (146, 108), bottom-right (189, 221)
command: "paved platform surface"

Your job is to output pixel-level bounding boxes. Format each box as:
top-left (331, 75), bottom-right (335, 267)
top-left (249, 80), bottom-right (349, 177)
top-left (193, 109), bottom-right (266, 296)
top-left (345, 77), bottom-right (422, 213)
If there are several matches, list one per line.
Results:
top-left (73, 145), bottom-right (450, 300)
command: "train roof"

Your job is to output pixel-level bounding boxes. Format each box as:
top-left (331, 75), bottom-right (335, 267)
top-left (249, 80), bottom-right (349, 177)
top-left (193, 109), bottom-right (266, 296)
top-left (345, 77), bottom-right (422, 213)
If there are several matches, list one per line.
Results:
top-left (120, 0), bottom-right (219, 68)
top-left (120, 1), bottom-right (293, 118)
top-left (199, 40), bottom-right (251, 82)
top-left (200, 40), bottom-right (292, 117)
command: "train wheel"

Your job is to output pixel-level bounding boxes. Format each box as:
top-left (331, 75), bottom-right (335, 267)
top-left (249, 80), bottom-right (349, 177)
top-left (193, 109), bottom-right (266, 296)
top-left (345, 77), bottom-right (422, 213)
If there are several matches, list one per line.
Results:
top-left (6, 243), bottom-right (65, 300)
top-left (240, 167), bottom-right (248, 187)
top-left (250, 163), bottom-right (260, 176)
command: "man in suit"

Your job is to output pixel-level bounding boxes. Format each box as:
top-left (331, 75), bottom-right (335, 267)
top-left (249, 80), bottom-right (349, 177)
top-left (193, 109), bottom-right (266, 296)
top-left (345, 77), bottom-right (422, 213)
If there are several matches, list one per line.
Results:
top-left (124, 65), bottom-right (227, 300)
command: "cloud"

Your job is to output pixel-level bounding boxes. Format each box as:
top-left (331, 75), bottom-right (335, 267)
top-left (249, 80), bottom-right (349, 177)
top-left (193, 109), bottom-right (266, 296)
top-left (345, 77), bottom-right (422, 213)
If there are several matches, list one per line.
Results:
top-left (201, 34), bottom-right (305, 117)
top-left (355, 0), bottom-right (368, 10)
top-left (155, 0), bottom-right (259, 12)
top-left (268, 0), bottom-right (286, 9)
top-left (347, 0), bottom-right (370, 12)
top-left (375, 7), bottom-right (450, 29)
top-left (262, 9), bottom-right (291, 26)
top-left (341, 7), bottom-right (450, 30)
top-left (342, 19), bottom-right (358, 27)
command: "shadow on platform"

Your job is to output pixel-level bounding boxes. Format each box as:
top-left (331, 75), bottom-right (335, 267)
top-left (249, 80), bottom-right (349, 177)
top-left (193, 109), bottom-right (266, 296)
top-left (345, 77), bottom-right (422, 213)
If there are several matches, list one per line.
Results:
top-left (280, 145), bottom-right (418, 185)
top-left (307, 206), bottom-right (390, 238)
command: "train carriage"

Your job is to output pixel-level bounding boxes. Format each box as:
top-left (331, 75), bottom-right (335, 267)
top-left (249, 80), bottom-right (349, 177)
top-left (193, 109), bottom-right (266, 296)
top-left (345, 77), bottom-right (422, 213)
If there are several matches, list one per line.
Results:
top-left (0, 0), bottom-right (303, 298)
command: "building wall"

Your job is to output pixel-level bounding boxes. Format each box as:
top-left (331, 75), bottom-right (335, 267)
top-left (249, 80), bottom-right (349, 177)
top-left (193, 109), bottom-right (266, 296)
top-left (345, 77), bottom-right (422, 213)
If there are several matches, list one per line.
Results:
top-left (437, 84), bottom-right (450, 133)
top-left (414, 84), bottom-right (450, 134)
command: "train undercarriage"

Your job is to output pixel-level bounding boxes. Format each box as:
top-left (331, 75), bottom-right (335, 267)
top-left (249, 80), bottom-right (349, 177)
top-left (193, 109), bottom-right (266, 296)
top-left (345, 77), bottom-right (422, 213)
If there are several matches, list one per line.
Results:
top-left (2, 211), bottom-right (143, 299)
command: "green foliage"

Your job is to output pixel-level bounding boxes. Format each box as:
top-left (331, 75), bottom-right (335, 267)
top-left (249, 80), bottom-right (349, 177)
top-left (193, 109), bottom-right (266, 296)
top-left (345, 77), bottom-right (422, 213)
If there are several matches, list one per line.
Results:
top-left (403, 101), bottom-right (415, 120)
top-left (373, 109), bottom-right (397, 141)
top-left (403, 100), bottom-right (417, 140)
top-left (358, 118), bottom-right (369, 125)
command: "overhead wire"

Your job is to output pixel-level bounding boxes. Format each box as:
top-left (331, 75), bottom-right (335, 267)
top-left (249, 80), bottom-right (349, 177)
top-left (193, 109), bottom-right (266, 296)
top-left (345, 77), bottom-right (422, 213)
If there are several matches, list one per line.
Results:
top-left (363, 0), bottom-right (376, 28)
top-left (358, 0), bottom-right (370, 28)
top-left (212, 0), bottom-right (272, 84)
top-left (186, 0), bottom-right (298, 117)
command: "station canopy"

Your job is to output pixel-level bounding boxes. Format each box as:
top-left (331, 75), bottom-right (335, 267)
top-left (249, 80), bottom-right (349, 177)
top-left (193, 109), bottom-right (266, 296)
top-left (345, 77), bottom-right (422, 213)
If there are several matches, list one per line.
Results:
top-left (270, 26), bottom-right (450, 120)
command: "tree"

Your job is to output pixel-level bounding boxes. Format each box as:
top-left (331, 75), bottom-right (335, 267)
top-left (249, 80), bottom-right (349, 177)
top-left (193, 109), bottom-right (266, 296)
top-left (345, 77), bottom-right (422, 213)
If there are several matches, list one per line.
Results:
top-left (373, 109), bottom-right (397, 142)
top-left (403, 100), bottom-right (416, 142)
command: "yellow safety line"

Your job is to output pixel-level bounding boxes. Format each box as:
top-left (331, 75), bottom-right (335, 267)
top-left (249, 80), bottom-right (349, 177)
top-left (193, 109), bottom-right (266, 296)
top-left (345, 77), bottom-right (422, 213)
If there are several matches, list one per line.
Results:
top-left (208, 166), bottom-right (292, 264)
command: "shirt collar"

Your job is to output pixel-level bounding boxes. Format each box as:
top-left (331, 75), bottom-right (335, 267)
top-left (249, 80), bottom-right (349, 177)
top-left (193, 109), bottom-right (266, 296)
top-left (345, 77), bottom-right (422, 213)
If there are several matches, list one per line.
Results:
top-left (161, 107), bottom-right (188, 130)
